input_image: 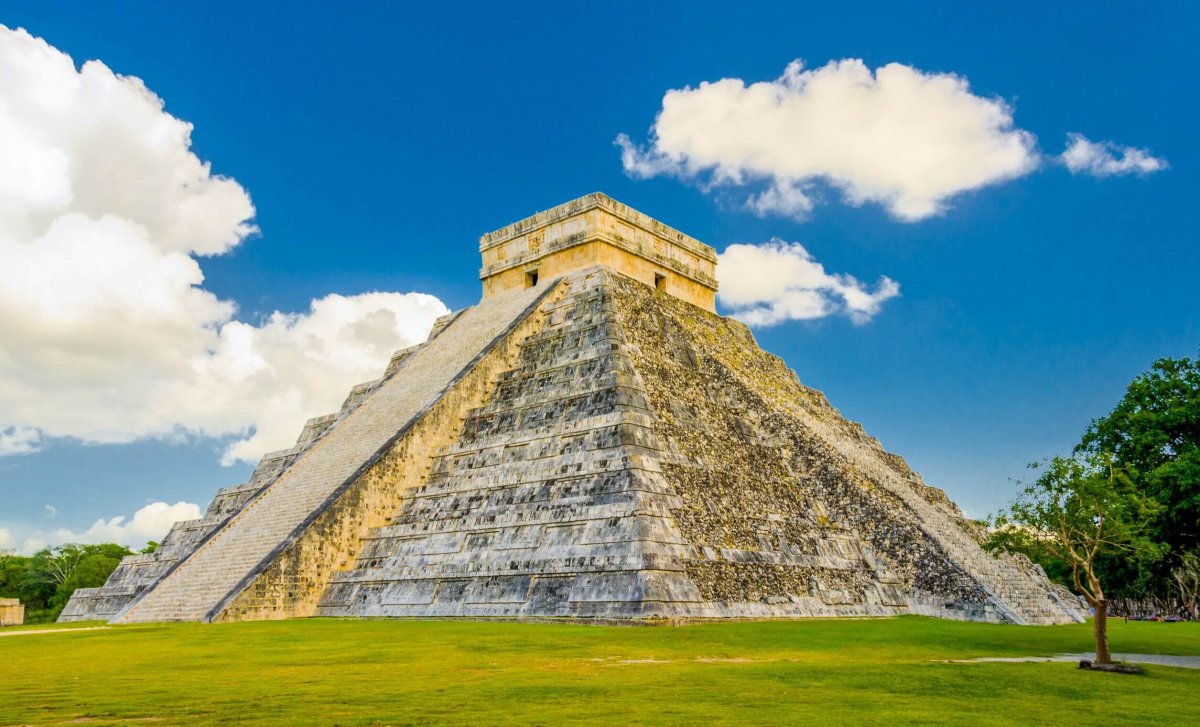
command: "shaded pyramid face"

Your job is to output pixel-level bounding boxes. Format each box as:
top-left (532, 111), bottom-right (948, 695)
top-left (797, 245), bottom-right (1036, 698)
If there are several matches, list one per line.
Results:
top-left (61, 194), bottom-right (1083, 625)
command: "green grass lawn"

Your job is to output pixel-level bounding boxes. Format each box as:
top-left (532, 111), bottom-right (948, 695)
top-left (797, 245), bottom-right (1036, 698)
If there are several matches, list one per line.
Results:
top-left (1, 617), bottom-right (1197, 726)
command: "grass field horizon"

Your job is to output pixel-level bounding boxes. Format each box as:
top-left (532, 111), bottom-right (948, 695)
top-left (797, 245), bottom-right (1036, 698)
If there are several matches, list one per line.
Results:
top-left (2, 616), bottom-right (1197, 725)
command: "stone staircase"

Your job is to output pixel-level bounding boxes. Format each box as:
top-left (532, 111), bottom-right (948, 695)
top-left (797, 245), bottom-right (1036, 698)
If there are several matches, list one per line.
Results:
top-left (58, 482), bottom-right (262, 621)
top-left (318, 269), bottom-right (702, 619)
top-left (114, 284), bottom-right (550, 623)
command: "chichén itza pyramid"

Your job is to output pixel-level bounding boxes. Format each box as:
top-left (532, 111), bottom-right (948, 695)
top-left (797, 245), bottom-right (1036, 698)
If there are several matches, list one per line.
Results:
top-left (61, 193), bottom-right (1084, 625)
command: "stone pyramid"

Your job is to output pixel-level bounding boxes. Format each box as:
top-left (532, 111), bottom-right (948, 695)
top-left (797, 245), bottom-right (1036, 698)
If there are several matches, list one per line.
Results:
top-left (61, 193), bottom-right (1084, 625)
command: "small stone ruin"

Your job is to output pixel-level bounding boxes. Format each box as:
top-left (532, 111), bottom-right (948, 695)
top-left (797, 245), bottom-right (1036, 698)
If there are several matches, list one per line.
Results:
top-left (0, 598), bottom-right (24, 626)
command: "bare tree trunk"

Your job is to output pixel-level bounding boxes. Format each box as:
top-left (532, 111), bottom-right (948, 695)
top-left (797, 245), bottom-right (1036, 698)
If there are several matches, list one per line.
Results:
top-left (1094, 599), bottom-right (1112, 664)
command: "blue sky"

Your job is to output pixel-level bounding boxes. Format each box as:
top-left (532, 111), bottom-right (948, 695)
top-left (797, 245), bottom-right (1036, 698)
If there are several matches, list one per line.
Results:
top-left (1, 1), bottom-right (1195, 551)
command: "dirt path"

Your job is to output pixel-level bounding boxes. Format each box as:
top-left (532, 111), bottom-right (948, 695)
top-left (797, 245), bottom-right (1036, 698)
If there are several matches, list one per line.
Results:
top-left (948, 653), bottom-right (1200, 669)
top-left (0, 626), bottom-right (109, 638)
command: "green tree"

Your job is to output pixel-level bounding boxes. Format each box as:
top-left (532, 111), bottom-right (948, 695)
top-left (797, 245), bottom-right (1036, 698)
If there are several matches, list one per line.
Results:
top-left (1173, 550), bottom-right (1200, 620)
top-left (0, 553), bottom-right (55, 618)
top-left (0, 554), bottom-right (48, 613)
top-left (1078, 355), bottom-right (1200, 593)
top-left (993, 453), bottom-right (1161, 664)
top-left (984, 525), bottom-right (1072, 588)
top-left (1, 544), bottom-right (133, 623)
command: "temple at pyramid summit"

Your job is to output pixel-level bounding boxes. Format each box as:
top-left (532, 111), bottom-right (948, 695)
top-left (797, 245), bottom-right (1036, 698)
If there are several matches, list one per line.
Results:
top-left (61, 193), bottom-right (1084, 625)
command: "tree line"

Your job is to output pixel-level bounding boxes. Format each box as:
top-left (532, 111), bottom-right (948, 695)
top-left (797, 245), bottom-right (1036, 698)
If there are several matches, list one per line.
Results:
top-left (0, 542), bottom-right (156, 623)
top-left (988, 354), bottom-right (1199, 664)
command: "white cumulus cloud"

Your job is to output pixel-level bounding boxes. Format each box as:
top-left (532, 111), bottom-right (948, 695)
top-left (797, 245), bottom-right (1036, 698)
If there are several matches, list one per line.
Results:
top-left (717, 240), bottom-right (900, 326)
top-left (209, 291), bottom-right (447, 465)
top-left (0, 26), bottom-right (448, 464)
top-left (746, 182), bottom-right (817, 219)
top-left (66, 500), bottom-right (202, 548)
top-left (0, 501), bottom-right (202, 554)
top-left (0, 426), bottom-right (41, 456)
top-left (618, 59), bottom-right (1040, 221)
top-left (1059, 133), bottom-right (1167, 177)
